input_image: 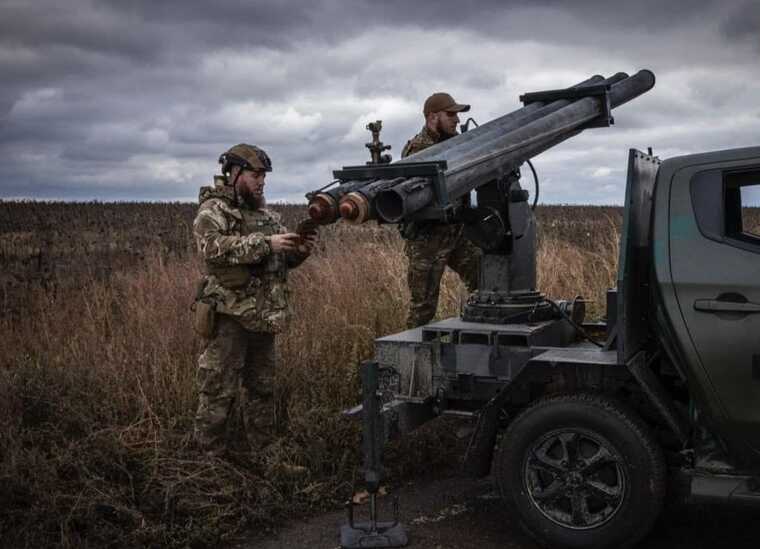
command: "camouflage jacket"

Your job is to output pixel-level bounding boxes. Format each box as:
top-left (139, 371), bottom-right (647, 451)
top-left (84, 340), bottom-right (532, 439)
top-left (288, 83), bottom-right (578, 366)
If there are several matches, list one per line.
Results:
top-left (193, 176), bottom-right (306, 333)
top-left (401, 125), bottom-right (442, 158)
top-left (400, 126), bottom-right (462, 241)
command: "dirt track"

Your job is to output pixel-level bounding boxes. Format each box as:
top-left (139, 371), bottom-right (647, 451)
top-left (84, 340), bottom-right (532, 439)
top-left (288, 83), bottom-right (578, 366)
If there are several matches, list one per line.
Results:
top-left (244, 474), bottom-right (760, 549)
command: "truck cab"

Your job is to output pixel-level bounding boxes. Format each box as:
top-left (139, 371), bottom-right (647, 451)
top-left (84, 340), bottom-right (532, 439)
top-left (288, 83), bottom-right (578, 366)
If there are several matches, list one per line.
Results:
top-left (653, 146), bottom-right (760, 464)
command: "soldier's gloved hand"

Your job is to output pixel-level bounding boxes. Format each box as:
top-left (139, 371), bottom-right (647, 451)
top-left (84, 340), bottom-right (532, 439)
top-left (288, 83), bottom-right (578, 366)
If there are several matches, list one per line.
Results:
top-left (270, 233), bottom-right (300, 253)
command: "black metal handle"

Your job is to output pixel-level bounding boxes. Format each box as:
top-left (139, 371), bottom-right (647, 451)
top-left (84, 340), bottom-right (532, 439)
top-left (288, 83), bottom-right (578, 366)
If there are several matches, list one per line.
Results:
top-left (693, 299), bottom-right (760, 313)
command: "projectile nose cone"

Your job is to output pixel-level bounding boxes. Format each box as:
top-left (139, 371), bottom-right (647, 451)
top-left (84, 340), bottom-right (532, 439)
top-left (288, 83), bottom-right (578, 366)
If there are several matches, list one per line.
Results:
top-left (308, 194), bottom-right (340, 224)
top-left (309, 201), bottom-right (329, 223)
top-left (339, 200), bottom-right (358, 220)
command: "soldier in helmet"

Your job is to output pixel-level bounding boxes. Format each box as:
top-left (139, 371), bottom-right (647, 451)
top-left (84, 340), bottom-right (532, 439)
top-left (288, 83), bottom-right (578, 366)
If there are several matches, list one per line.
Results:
top-left (192, 143), bottom-right (316, 457)
top-left (400, 93), bottom-right (481, 328)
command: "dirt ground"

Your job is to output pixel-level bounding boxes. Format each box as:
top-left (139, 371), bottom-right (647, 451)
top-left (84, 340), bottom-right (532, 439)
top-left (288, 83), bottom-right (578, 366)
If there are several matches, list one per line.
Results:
top-left (243, 474), bottom-right (760, 549)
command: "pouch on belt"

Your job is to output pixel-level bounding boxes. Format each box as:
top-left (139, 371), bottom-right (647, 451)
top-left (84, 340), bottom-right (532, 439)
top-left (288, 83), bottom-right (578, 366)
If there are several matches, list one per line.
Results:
top-left (193, 300), bottom-right (217, 339)
top-left (192, 279), bottom-right (218, 339)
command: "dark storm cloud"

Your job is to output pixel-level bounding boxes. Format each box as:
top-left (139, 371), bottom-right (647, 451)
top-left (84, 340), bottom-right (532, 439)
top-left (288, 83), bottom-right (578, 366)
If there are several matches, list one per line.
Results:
top-left (0, 2), bottom-right (159, 60)
top-left (358, 0), bottom-right (718, 36)
top-left (0, 0), bottom-right (758, 203)
top-left (721, 0), bottom-right (760, 46)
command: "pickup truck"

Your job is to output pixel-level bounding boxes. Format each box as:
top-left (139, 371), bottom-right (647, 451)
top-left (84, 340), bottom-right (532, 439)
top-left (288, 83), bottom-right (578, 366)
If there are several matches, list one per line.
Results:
top-left (344, 145), bottom-right (760, 549)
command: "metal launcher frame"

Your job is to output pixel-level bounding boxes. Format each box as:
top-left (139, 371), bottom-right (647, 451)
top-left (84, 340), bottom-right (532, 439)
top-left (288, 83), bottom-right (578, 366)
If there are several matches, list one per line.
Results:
top-left (339, 75), bottom-right (655, 548)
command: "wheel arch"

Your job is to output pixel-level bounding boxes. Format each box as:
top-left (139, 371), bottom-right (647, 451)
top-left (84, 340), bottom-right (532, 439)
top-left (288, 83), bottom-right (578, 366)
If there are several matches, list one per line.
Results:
top-left (463, 357), bottom-right (689, 478)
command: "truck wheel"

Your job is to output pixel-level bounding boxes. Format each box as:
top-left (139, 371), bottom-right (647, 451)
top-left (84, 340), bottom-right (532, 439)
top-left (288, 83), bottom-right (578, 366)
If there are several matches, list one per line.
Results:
top-left (494, 393), bottom-right (665, 549)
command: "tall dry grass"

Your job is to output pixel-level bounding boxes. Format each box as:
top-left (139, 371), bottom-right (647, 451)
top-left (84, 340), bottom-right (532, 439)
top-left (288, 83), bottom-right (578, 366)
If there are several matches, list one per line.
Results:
top-left (538, 214), bottom-right (620, 319)
top-left (0, 218), bottom-right (618, 548)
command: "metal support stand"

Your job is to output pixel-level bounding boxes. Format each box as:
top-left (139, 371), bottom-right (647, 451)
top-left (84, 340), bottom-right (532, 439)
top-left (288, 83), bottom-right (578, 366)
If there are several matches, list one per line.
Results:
top-left (462, 175), bottom-right (555, 324)
top-left (341, 362), bottom-right (408, 548)
top-left (342, 495), bottom-right (405, 548)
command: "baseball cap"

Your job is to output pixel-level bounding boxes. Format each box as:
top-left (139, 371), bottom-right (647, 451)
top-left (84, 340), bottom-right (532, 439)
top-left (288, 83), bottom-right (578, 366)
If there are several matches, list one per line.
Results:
top-left (423, 92), bottom-right (470, 116)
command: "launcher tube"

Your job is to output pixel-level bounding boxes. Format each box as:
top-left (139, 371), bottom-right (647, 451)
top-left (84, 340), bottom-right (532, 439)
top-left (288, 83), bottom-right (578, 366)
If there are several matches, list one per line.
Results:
top-left (312, 75), bottom-right (612, 224)
top-left (338, 177), bottom-right (410, 224)
top-left (376, 70), bottom-right (655, 222)
top-left (418, 72), bottom-right (629, 169)
top-left (444, 69), bottom-right (655, 198)
top-left (403, 74), bottom-right (626, 165)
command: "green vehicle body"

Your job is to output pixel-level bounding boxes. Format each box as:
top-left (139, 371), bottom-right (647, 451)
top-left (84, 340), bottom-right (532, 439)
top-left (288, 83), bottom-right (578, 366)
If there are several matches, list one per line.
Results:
top-left (652, 145), bottom-right (760, 465)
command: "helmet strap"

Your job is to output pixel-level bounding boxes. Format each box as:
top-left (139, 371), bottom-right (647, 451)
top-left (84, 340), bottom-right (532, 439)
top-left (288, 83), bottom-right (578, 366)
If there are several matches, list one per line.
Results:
top-left (228, 167), bottom-right (242, 206)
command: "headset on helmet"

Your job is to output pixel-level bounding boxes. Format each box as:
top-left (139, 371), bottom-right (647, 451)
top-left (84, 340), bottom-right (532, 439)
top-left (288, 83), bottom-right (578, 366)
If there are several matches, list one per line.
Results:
top-left (218, 144), bottom-right (272, 177)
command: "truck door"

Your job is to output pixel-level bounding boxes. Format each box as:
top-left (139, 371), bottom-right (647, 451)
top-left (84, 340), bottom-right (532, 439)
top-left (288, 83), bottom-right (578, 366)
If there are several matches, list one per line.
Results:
top-left (669, 156), bottom-right (760, 452)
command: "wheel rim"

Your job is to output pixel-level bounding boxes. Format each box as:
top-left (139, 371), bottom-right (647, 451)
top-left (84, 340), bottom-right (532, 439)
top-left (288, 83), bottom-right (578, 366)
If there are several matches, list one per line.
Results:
top-left (522, 428), bottom-right (627, 530)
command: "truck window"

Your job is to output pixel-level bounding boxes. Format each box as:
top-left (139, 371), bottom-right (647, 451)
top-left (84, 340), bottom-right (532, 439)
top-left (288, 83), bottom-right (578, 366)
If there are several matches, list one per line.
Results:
top-left (739, 185), bottom-right (760, 236)
top-left (724, 171), bottom-right (760, 244)
top-left (691, 168), bottom-right (760, 253)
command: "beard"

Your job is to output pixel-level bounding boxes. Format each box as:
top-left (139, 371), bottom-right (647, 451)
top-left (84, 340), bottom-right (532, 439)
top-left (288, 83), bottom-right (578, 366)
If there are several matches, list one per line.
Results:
top-left (436, 118), bottom-right (457, 139)
top-left (238, 187), bottom-right (266, 209)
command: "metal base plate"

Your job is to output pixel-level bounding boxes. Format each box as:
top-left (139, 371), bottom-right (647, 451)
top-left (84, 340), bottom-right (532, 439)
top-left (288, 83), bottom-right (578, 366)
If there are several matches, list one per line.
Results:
top-left (463, 290), bottom-right (554, 324)
top-left (340, 522), bottom-right (408, 548)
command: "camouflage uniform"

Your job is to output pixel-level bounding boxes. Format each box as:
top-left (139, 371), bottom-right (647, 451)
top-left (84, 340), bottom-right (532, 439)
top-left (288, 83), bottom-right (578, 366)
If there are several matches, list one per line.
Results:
top-left (193, 176), bottom-right (307, 453)
top-left (401, 126), bottom-right (480, 328)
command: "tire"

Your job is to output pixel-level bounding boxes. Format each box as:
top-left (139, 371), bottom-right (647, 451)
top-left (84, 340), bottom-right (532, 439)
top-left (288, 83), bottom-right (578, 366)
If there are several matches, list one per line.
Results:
top-left (494, 393), bottom-right (665, 549)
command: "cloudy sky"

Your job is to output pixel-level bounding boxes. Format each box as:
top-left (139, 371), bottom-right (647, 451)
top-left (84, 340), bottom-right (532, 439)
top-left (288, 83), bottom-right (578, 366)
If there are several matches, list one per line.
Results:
top-left (1, 0), bottom-right (758, 204)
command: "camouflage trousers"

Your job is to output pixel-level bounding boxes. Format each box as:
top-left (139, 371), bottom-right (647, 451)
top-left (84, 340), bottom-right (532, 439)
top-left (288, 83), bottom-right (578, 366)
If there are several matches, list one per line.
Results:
top-left (404, 223), bottom-right (480, 328)
top-left (194, 314), bottom-right (275, 454)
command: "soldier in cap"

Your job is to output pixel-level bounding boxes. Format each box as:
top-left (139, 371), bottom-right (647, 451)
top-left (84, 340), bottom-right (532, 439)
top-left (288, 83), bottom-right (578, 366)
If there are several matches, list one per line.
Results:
top-left (192, 144), bottom-right (316, 457)
top-left (400, 93), bottom-right (481, 327)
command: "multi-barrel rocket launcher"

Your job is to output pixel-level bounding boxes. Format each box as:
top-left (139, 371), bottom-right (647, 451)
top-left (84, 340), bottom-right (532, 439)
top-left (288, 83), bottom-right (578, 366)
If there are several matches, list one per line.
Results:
top-left (308, 70), bottom-right (654, 323)
top-left (308, 71), bottom-right (657, 549)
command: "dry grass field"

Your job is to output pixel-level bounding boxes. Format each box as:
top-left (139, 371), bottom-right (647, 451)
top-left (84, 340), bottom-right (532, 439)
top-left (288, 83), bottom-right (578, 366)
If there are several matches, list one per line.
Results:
top-left (1, 202), bottom-right (628, 547)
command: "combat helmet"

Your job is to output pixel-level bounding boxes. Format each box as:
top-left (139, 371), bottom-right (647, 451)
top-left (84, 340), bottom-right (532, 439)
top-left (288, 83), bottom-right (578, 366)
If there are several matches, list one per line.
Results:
top-left (218, 144), bottom-right (272, 178)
